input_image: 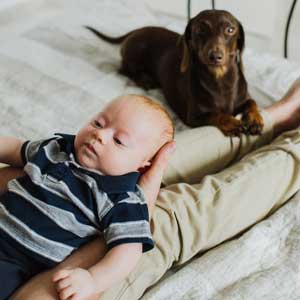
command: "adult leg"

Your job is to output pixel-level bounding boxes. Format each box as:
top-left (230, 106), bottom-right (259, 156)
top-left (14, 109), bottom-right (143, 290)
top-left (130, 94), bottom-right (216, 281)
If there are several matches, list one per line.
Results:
top-left (164, 78), bottom-right (300, 185)
top-left (163, 109), bottom-right (273, 185)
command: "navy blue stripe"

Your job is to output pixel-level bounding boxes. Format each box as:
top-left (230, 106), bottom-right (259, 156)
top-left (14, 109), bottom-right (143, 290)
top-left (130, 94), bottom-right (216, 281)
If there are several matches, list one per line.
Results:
top-left (107, 237), bottom-right (154, 253)
top-left (1, 192), bottom-right (91, 248)
top-left (104, 192), bottom-right (131, 204)
top-left (0, 228), bottom-right (56, 267)
top-left (55, 167), bottom-right (99, 216)
top-left (17, 176), bottom-right (92, 226)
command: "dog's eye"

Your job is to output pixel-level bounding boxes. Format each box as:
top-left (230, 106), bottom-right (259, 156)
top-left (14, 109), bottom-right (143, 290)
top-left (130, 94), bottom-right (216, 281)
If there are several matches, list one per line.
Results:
top-left (195, 27), bottom-right (206, 36)
top-left (226, 26), bottom-right (235, 35)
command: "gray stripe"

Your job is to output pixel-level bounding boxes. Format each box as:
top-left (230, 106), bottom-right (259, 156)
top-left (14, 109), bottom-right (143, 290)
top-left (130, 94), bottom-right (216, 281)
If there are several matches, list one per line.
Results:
top-left (0, 203), bottom-right (73, 262)
top-left (9, 180), bottom-right (98, 238)
top-left (71, 169), bottom-right (113, 220)
top-left (25, 139), bottom-right (45, 162)
top-left (119, 191), bottom-right (146, 205)
top-left (44, 139), bottom-right (69, 163)
top-left (44, 143), bottom-right (104, 177)
top-left (24, 163), bottom-right (71, 200)
top-left (105, 220), bottom-right (151, 244)
top-left (23, 162), bottom-right (98, 226)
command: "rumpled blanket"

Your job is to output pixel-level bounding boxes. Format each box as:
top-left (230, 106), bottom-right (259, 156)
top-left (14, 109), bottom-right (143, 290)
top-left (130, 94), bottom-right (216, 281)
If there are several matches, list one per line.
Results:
top-left (1, 1), bottom-right (300, 299)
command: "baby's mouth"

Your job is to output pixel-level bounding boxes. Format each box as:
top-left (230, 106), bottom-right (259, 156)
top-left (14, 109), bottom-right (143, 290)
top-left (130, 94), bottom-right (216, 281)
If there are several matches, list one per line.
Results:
top-left (84, 143), bottom-right (98, 156)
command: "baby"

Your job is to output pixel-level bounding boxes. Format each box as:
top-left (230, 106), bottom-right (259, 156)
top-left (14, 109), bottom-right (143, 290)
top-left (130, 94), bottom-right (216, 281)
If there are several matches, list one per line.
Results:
top-left (0, 94), bottom-right (174, 300)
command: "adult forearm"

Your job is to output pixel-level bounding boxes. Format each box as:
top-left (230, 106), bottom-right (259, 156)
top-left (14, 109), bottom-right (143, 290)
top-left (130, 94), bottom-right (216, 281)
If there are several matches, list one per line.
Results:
top-left (0, 136), bottom-right (24, 166)
top-left (138, 141), bottom-right (176, 220)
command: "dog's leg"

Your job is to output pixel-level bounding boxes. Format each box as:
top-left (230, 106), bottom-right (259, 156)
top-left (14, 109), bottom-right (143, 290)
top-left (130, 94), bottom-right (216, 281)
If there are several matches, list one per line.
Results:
top-left (189, 112), bottom-right (244, 136)
top-left (238, 99), bottom-right (264, 135)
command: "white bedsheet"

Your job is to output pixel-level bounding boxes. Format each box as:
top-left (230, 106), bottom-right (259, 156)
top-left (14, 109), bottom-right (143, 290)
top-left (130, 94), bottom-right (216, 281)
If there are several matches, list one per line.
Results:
top-left (1, 0), bottom-right (300, 299)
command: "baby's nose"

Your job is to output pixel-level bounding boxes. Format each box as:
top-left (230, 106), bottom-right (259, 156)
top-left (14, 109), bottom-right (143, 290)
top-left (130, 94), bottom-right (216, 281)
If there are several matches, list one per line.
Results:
top-left (93, 129), bottom-right (107, 145)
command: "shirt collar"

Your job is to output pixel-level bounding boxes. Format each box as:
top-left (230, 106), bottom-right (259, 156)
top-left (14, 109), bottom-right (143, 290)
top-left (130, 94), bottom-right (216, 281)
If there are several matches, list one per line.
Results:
top-left (55, 133), bottom-right (76, 155)
top-left (55, 133), bottom-right (140, 193)
top-left (95, 171), bottom-right (140, 193)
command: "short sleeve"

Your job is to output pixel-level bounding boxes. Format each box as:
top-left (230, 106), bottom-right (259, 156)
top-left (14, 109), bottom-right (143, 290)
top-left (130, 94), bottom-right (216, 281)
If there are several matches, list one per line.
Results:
top-left (102, 187), bottom-right (154, 253)
top-left (21, 137), bottom-right (58, 165)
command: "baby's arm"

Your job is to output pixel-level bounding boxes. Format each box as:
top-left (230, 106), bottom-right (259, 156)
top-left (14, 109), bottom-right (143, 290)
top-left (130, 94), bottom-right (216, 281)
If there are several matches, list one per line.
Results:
top-left (52, 243), bottom-right (142, 300)
top-left (0, 136), bottom-right (24, 167)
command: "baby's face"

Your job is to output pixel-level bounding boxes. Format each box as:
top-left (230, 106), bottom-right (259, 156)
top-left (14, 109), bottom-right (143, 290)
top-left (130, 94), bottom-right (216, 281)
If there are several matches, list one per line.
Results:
top-left (74, 97), bottom-right (165, 175)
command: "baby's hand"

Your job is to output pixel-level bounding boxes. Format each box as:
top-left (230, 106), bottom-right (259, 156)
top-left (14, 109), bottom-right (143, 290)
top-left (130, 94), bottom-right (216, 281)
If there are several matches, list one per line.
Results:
top-left (52, 268), bottom-right (99, 300)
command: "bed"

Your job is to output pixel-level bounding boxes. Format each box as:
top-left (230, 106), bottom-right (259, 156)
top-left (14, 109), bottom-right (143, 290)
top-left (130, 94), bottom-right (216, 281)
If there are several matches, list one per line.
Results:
top-left (1, 0), bottom-right (300, 299)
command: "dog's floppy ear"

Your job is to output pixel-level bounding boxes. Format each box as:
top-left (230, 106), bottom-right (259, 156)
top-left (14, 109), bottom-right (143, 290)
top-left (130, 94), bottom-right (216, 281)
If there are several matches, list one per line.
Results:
top-left (180, 21), bottom-right (192, 73)
top-left (236, 21), bottom-right (245, 66)
top-left (237, 21), bottom-right (245, 53)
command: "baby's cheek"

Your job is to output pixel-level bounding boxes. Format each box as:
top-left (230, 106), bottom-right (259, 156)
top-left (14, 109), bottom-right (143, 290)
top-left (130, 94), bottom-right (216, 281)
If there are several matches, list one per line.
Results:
top-left (108, 152), bottom-right (138, 175)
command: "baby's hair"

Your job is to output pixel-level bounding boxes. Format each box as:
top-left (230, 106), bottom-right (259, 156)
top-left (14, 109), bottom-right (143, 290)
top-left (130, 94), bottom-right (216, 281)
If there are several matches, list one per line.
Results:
top-left (128, 94), bottom-right (174, 142)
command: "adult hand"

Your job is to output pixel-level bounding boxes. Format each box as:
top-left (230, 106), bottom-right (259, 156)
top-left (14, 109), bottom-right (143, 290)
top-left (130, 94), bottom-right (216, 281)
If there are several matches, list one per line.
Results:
top-left (138, 141), bottom-right (176, 218)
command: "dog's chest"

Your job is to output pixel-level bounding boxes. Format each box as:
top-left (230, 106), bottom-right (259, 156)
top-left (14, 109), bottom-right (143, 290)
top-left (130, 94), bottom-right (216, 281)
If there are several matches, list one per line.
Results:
top-left (197, 80), bottom-right (237, 114)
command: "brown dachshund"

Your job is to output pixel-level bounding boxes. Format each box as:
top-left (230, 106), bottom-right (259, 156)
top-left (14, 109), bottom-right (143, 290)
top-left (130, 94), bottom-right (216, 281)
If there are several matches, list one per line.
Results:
top-left (86, 10), bottom-right (264, 136)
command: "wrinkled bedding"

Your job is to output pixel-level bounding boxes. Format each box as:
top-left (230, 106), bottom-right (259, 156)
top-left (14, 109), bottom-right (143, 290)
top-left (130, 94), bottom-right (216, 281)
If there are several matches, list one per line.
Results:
top-left (1, 0), bottom-right (300, 299)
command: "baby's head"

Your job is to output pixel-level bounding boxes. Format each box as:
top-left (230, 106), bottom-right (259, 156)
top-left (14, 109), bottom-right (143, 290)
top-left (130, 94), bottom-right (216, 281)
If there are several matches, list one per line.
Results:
top-left (74, 94), bottom-right (174, 175)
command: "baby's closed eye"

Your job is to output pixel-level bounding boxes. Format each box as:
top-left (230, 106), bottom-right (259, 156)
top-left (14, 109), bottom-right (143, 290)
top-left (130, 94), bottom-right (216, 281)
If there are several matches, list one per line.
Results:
top-left (114, 137), bottom-right (123, 145)
top-left (93, 120), bottom-right (103, 129)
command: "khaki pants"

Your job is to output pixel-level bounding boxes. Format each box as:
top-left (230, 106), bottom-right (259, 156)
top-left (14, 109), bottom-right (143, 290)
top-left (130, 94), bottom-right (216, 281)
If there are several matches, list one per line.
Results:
top-left (100, 110), bottom-right (300, 300)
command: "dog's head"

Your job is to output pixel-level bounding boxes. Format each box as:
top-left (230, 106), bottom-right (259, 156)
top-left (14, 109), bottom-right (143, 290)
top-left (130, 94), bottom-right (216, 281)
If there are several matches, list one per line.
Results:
top-left (180, 9), bottom-right (245, 78)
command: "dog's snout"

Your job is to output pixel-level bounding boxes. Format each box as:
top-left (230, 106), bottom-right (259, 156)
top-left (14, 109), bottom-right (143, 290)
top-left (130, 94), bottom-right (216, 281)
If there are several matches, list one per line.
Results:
top-left (208, 49), bottom-right (224, 64)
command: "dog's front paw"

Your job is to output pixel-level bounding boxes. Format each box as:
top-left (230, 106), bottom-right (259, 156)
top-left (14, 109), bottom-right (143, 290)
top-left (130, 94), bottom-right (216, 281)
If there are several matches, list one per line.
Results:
top-left (219, 116), bottom-right (244, 136)
top-left (242, 110), bottom-right (264, 135)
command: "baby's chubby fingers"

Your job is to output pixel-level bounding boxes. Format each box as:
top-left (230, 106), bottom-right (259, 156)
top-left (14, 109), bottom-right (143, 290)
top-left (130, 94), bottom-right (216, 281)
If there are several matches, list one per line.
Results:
top-left (55, 276), bottom-right (72, 292)
top-left (58, 286), bottom-right (76, 300)
top-left (52, 269), bottom-right (72, 282)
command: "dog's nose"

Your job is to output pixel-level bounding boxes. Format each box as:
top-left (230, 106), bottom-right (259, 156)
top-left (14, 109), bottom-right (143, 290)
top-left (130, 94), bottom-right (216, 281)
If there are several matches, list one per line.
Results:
top-left (208, 50), bottom-right (224, 64)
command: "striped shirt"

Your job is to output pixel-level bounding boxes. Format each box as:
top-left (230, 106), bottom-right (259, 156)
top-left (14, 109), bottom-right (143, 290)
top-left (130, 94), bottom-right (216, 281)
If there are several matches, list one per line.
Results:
top-left (0, 134), bottom-right (153, 267)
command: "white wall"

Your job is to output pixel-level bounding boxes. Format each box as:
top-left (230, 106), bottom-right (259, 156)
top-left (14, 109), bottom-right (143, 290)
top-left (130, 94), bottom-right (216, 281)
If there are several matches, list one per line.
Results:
top-left (144, 0), bottom-right (300, 62)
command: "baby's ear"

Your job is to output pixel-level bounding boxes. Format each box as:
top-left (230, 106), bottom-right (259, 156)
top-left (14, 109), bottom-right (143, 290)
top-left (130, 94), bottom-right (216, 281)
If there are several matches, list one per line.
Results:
top-left (138, 160), bottom-right (151, 173)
